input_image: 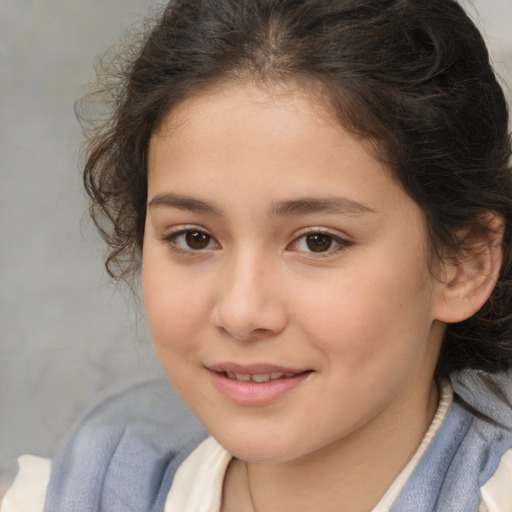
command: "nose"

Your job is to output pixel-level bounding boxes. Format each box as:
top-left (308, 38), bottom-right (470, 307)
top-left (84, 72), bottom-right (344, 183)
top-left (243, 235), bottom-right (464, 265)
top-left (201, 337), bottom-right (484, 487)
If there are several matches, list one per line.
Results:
top-left (210, 251), bottom-right (288, 341)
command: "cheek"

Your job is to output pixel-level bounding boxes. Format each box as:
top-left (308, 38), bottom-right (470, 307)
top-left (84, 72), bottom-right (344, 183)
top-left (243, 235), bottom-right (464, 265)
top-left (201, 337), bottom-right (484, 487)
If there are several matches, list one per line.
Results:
top-left (142, 251), bottom-right (209, 355)
top-left (145, 287), bottom-right (205, 343)
top-left (143, 272), bottom-right (211, 404)
top-left (294, 263), bottom-right (433, 366)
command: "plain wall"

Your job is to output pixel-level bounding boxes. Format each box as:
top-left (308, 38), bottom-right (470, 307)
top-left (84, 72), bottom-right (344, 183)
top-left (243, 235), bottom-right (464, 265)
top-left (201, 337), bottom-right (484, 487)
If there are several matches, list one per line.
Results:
top-left (0, 0), bottom-right (511, 492)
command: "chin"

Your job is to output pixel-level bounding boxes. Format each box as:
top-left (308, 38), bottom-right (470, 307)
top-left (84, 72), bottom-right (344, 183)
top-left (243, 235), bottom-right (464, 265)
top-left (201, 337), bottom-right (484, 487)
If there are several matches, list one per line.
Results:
top-left (227, 443), bottom-right (297, 464)
top-left (209, 425), bottom-right (310, 464)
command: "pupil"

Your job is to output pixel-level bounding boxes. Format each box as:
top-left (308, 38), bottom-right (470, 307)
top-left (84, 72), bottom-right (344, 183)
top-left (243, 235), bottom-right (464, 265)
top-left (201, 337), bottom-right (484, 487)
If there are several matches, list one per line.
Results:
top-left (306, 234), bottom-right (332, 252)
top-left (186, 231), bottom-right (210, 249)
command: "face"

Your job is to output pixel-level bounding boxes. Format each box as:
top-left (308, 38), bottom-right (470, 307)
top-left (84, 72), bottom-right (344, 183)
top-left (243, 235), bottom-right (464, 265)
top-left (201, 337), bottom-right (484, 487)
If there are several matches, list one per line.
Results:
top-left (143, 82), bottom-right (447, 464)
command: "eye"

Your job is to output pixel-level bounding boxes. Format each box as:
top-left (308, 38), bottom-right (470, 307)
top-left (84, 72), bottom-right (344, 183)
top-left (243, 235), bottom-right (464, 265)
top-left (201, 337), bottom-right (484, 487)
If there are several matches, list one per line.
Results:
top-left (163, 227), bottom-right (220, 253)
top-left (183, 230), bottom-right (212, 250)
top-left (303, 233), bottom-right (336, 253)
top-left (289, 230), bottom-right (351, 256)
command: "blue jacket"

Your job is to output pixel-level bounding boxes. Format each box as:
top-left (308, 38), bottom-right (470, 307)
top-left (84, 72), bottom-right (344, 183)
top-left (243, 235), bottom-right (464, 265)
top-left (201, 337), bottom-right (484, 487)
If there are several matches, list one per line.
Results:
top-left (43, 373), bottom-right (512, 511)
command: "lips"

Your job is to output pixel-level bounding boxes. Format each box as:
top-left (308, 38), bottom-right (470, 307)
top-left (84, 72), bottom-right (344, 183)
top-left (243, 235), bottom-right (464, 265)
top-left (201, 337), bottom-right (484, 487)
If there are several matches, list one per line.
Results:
top-left (208, 363), bottom-right (312, 405)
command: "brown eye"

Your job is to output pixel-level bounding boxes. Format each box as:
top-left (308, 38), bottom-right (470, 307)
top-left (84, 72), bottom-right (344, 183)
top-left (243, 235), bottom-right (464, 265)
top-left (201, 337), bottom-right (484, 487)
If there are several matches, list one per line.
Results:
top-left (185, 230), bottom-right (211, 249)
top-left (288, 230), bottom-right (350, 257)
top-left (305, 234), bottom-right (333, 252)
top-left (164, 227), bottom-right (219, 254)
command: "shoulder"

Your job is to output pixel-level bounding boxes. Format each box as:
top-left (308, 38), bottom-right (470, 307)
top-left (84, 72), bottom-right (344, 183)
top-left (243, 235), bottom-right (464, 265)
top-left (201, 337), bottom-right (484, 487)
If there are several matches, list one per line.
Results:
top-left (1, 456), bottom-right (51, 512)
top-left (45, 378), bottom-right (207, 511)
top-left (480, 448), bottom-right (512, 512)
top-left (451, 371), bottom-right (512, 512)
top-left (451, 370), bottom-right (512, 481)
top-left (391, 372), bottom-right (512, 511)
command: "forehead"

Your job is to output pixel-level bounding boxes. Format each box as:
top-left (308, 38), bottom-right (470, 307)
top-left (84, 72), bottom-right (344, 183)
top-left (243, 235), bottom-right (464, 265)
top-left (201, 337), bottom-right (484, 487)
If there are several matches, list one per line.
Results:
top-left (152, 80), bottom-right (338, 150)
top-left (147, 81), bottom-right (419, 224)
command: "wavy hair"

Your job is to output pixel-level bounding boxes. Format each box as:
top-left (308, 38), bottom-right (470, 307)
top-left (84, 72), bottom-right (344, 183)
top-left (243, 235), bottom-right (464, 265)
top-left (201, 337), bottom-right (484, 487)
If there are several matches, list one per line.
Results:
top-left (80, 0), bottom-right (512, 375)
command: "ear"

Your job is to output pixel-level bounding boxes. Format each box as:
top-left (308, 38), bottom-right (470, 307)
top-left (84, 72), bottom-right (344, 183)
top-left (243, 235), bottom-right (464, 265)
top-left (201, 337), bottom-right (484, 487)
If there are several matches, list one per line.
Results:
top-left (434, 212), bottom-right (504, 324)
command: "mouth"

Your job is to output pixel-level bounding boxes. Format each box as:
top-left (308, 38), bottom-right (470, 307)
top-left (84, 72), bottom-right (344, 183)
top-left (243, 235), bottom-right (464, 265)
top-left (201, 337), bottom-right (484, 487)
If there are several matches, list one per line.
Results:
top-left (208, 363), bottom-right (313, 405)
top-left (222, 371), bottom-right (301, 383)
top-left (209, 362), bottom-right (311, 381)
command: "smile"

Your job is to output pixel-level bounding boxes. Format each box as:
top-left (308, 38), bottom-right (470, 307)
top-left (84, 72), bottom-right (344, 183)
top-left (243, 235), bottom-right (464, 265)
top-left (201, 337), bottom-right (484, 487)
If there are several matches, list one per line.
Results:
top-left (224, 371), bottom-right (298, 382)
top-left (208, 364), bottom-right (313, 406)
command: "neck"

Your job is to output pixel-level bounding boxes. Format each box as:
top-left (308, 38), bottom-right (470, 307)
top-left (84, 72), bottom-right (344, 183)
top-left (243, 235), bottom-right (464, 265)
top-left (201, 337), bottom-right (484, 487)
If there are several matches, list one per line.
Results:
top-left (245, 380), bottom-right (439, 512)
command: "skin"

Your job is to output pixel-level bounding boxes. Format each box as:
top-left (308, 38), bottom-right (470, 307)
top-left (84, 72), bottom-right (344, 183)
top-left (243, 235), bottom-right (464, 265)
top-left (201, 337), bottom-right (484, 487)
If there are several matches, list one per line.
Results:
top-left (142, 81), bottom-right (456, 511)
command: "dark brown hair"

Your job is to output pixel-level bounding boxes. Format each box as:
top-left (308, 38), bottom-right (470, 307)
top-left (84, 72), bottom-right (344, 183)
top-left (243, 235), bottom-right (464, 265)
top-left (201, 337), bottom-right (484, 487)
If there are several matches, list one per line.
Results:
top-left (81, 0), bottom-right (512, 376)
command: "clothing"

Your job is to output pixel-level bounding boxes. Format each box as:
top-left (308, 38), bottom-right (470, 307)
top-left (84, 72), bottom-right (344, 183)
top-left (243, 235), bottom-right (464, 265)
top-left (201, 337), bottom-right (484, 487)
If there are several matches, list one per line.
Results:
top-left (2, 373), bottom-right (512, 511)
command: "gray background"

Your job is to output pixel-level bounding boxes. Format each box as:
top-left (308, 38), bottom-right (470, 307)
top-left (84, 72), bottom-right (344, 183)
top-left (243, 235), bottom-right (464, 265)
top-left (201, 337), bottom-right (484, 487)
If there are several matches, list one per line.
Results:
top-left (0, 0), bottom-right (511, 494)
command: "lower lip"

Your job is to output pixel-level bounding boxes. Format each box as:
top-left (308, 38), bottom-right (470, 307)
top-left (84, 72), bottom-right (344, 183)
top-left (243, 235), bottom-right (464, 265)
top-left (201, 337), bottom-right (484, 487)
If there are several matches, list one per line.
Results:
top-left (209, 370), bottom-right (312, 406)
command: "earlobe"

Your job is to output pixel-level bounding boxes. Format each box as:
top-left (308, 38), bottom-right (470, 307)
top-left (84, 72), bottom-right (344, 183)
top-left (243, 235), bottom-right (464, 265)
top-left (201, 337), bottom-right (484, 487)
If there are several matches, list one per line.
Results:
top-left (434, 213), bottom-right (504, 324)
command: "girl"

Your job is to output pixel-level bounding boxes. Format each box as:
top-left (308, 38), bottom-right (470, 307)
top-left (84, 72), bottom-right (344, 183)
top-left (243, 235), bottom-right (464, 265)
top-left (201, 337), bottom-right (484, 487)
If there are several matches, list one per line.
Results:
top-left (3, 0), bottom-right (512, 510)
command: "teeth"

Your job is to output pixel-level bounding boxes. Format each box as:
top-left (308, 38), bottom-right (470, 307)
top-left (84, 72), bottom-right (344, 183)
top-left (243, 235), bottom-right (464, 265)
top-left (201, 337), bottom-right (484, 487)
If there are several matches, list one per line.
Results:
top-left (225, 372), bottom-right (297, 382)
top-left (251, 374), bottom-right (271, 383)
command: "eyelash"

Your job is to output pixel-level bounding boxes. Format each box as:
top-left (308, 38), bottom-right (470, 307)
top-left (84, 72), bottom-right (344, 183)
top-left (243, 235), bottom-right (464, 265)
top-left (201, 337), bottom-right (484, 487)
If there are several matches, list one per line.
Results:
top-left (287, 229), bottom-right (352, 258)
top-left (160, 226), bottom-right (352, 257)
top-left (160, 226), bottom-right (219, 256)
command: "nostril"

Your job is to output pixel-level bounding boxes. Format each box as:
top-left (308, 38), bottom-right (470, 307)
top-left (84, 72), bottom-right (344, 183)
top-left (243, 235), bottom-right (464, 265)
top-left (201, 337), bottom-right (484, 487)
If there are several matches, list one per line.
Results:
top-left (215, 324), bottom-right (276, 342)
top-left (210, 286), bottom-right (288, 340)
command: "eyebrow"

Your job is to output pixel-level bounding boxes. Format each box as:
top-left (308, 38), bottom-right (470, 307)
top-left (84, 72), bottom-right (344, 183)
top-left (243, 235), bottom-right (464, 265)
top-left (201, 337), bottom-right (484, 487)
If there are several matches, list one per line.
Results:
top-left (148, 193), bottom-right (375, 217)
top-left (270, 197), bottom-right (376, 217)
top-left (148, 193), bottom-right (224, 215)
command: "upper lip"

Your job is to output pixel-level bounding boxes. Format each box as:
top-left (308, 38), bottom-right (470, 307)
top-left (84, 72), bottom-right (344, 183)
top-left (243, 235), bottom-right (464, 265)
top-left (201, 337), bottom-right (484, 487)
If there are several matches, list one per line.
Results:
top-left (208, 362), bottom-right (309, 375)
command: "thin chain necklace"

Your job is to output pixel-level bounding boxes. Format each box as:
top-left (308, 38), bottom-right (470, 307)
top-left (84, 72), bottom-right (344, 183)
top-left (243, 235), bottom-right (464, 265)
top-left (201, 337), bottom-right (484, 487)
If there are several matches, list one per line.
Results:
top-left (245, 462), bottom-right (257, 512)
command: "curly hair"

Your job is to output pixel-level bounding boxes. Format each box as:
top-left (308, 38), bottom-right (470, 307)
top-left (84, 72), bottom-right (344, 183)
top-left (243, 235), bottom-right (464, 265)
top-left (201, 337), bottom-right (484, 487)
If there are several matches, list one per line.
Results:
top-left (81, 0), bottom-right (512, 376)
